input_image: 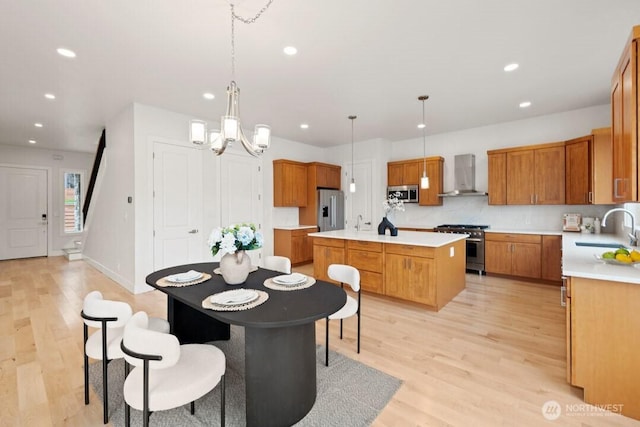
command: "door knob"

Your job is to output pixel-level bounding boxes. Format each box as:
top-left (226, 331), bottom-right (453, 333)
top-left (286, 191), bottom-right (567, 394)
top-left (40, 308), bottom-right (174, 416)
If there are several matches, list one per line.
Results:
top-left (188, 229), bottom-right (199, 234)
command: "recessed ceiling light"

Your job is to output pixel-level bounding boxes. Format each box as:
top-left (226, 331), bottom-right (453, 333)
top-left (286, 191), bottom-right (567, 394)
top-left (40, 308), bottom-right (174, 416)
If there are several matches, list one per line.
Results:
top-left (44, 93), bottom-right (56, 100)
top-left (28, 139), bottom-right (36, 144)
top-left (34, 123), bottom-right (43, 128)
top-left (519, 101), bottom-right (532, 108)
top-left (417, 123), bottom-right (426, 129)
top-left (56, 47), bottom-right (76, 58)
top-left (300, 123), bottom-right (309, 129)
top-left (284, 46), bottom-right (298, 56)
top-left (504, 63), bottom-right (519, 72)
top-left (203, 92), bottom-right (215, 100)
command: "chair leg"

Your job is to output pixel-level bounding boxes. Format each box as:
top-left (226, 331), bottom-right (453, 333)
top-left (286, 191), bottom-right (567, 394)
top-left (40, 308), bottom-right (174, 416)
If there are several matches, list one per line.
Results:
top-left (357, 310), bottom-right (361, 354)
top-left (83, 325), bottom-right (89, 405)
top-left (125, 402), bottom-right (131, 427)
top-left (190, 401), bottom-right (195, 415)
top-left (339, 319), bottom-right (343, 339)
top-left (325, 317), bottom-right (330, 367)
top-left (220, 374), bottom-right (226, 427)
top-left (101, 326), bottom-right (109, 425)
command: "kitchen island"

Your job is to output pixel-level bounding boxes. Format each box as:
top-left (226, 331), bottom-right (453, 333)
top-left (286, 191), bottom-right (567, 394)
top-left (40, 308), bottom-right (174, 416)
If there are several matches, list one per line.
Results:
top-left (309, 230), bottom-right (467, 311)
top-left (562, 232), bottom-right (640, 420)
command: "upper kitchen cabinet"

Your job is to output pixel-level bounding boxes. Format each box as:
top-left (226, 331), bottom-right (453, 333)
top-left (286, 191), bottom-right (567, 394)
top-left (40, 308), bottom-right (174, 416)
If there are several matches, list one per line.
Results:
top-left (418, 157), bottom-right (444, 206)
top-left (273, 159), bottom-right (308, 207)
top-left (387, 159), bottom-right (421, 186)
top-left (488, 142), bottom-right (565, 205)
top-left (565, 128), bottom-right (613, 205)
top-left (611, 26), bottom-right (640, 203)
top-left (307, 162), bottom-right (341, 190)
top-left (488, 152), bottom-right (507, 205)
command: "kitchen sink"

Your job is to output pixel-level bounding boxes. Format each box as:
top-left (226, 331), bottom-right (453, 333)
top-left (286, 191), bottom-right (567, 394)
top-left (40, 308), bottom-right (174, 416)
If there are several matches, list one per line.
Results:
top-left (574, 241), bottom-right (627, 249)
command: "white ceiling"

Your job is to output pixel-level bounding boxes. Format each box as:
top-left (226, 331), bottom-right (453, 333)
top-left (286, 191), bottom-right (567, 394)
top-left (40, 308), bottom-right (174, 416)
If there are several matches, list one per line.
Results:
top-left (1, 0), bottom-right (639, 153)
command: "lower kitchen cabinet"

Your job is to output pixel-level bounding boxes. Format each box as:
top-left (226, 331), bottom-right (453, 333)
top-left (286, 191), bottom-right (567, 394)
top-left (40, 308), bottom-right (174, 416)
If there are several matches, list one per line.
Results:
top-left (541, 235), bottom-right (562, 281)
top-left (566, 276), bottom-right (640, 420)
top-left (346, 240), bottom-right (383, 293)
top-left (274, 228), bottom-right (315, 266)
top-left (384, 251), bottom-right (436, 306)
top-left (485, 233), bottom-right (542, 279)
top-left (312, 237), bottom-right (345, 283)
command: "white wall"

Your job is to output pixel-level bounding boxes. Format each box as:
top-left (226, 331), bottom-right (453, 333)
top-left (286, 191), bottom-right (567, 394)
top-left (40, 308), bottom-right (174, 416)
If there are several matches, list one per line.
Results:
top-left (83, 105), bottom-right (137, 292)
top-left (0, 144), bottom-right (94, 254)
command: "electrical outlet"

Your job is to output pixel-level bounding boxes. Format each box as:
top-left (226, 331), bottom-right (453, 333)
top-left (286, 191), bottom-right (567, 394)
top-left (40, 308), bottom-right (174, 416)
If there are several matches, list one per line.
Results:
top-left (450, 246), bottom-right (455, 257)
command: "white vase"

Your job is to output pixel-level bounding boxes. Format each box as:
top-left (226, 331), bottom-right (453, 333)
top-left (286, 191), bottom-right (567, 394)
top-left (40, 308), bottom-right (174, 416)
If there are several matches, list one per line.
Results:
top-left (219, 250), bottom-right (252, 285)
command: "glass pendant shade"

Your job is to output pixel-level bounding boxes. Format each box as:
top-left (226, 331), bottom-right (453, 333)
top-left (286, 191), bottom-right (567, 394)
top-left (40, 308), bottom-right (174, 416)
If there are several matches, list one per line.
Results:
top-left (349, 179), bottom-right (356, 193)
top-left (253, 124), bottom-right (271, 149)
top-left (209, 130), bottom-right (223, 152)
top-left (421, 174), bottom-right (430, 189)
top-left (190, 120), bottom-right (207, 145)
top-left (221, 115), bottom-right (240, 143)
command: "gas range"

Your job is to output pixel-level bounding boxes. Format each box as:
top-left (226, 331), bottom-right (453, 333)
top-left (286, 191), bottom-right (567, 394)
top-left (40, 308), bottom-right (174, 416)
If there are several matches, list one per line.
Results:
top-left (434, 224), bottom-right (489, 274)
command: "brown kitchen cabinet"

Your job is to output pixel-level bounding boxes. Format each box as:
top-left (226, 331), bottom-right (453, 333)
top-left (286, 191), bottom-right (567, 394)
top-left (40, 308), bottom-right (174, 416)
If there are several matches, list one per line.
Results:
top-left (541, 235), bottom-right (562, 282)
top-left (299, 162), bottom-right (342, 226)
top-left (611, 26), bottom-right (640, 203)
top-left (273, 159), bottom-right (308, 207)
top-left (485, 232), bottom-right (542, 279)
top-left (488, 152), bottom-right (507, 205)
top-left (566, 276), bottom-right (640, 420)
top-left (565, 128), bottom-right (613, 205)
top-left (346, 240), bottom-right (383, 293)
top-left (488, 142), bottom-right (565, 205)
top-left (387, 159), bottom-right (421, 186)
top-left (418, 157), bottom-right (444, 206)
top-left (312, 237), bottom-right (346, 283)
top-left (384, 244), bottom-right (436, 306)
top-left (273, 227), bottom-right (315, 266)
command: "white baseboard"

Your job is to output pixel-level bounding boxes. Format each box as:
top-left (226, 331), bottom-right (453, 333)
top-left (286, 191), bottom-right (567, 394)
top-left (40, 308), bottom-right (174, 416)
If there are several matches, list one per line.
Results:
top-left (82, 255), bottom-right (135, 293)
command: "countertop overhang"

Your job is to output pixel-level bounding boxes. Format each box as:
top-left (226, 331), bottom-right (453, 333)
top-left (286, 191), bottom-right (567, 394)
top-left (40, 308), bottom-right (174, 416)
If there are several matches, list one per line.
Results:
top-left (308, 230), bottom-right (468, 248)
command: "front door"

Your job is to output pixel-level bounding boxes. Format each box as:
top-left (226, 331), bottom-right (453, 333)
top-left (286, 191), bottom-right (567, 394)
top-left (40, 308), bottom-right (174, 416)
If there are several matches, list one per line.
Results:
top-left (0, 166), bottom-right (48, 260)
top-left (153, 142), bottom-right (203, 270)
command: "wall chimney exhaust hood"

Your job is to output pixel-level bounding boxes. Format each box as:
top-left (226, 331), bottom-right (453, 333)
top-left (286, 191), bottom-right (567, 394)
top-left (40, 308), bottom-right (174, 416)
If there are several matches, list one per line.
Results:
top-left (438, 154), bottom-right (488, 197)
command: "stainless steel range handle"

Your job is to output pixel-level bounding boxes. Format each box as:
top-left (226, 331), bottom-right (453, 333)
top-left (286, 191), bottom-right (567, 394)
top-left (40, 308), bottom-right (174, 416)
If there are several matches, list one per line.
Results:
top-left (466, 238), bottom-right (483, 242)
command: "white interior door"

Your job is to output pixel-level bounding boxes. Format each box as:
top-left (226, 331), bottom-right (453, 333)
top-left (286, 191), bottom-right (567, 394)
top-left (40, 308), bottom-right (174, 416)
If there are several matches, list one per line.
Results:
top-left (153, 142), bottom-right (203, 270)
top-left (345, 159), bottom-right (373, 232)
top-left (219, 151), bottom-right (262, 266)
top-left (0, 166), bottom-right (48, 260)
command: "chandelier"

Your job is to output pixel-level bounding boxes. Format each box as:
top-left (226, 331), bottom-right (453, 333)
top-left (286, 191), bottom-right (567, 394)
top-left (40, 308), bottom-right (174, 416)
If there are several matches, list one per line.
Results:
top-left (190, 1), bottom-right (274, 156)
top-left (418, 95), bottom-right (430, 189)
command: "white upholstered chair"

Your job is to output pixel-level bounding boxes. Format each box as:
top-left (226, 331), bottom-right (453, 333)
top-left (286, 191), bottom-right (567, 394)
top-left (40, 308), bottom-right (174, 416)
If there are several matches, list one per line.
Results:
top-left (81, 291), bottom-right (169, 424)
top-left (121, 311), bottom-right (226, 427)
top-left (325, 264), bottom-right (361, 366)
top-left (263, 255), bottom-right (292, 274)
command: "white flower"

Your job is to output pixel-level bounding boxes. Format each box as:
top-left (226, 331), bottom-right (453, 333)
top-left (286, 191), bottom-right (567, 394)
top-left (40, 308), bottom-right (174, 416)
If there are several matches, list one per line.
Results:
top-left (207, 227), bottom-right (223, 247)
top-left (383, 192), bottom-right (405, 214)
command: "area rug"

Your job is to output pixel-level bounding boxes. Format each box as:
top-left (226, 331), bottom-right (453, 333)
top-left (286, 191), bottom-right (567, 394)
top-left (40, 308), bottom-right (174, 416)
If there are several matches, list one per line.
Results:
top-left (89, 326), bottom-right (401, 426)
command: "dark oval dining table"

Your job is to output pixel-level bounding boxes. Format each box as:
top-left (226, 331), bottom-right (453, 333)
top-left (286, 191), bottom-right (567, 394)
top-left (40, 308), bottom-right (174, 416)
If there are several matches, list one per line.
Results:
top-left (145, 262), bottom-right (346, 427)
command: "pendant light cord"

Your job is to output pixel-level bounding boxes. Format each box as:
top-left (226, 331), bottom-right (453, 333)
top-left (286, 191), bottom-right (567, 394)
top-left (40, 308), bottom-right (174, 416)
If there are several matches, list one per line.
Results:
top-left (349, 115), bottom-right (357, 180)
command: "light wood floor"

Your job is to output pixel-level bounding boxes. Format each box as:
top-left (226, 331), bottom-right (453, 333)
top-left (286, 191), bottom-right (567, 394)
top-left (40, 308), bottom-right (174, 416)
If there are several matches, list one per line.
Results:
top-left (1, 257), bottom-right (638, 426)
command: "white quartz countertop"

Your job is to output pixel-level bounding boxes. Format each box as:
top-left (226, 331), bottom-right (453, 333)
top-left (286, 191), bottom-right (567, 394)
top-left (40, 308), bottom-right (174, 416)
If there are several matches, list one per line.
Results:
top-left (308, 229), bottom-right (468, 248)
top-left (562, 232), bottom-right (640, 284)
top-left (273, 225), bottom-right (318, 230)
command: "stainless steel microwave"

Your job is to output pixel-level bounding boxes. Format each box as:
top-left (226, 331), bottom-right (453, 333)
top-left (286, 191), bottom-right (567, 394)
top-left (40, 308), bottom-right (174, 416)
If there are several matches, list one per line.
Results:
top-left (387, 185), bottom-right (419, 203)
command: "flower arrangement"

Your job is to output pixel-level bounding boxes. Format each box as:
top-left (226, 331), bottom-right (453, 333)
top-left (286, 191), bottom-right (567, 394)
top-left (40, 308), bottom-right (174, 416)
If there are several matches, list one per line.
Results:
top-left (208, 223), bottom-right (263, 256)
top-left (383, 192), bottom-right (405, 216)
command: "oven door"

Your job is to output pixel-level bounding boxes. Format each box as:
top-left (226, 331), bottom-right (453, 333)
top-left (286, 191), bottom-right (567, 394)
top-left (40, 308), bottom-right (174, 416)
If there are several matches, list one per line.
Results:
top-left (465, 237), bottom-right (485, 271)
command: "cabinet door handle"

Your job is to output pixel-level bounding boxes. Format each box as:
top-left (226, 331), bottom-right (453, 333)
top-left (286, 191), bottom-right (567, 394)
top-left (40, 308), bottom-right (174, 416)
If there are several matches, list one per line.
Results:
top-left (188, 229), bottom-right (199, 234)
top-left (587, 192), bottom-right (593, 203)
top-left (530, 194), bottom-right (534, 204)
top-left (614, 178), bottom-right (622, 198)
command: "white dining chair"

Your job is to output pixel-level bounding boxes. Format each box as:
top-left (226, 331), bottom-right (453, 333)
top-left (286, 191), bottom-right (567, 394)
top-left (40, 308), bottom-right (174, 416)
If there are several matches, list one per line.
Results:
top-left (121, 311), bottom-right (226, 427)
top-left (263, 255), bottom-right (292, 274)
top-left (81, 291), bottom-right (169, 424)
top-left (325, 264), bottom-right (361, 366)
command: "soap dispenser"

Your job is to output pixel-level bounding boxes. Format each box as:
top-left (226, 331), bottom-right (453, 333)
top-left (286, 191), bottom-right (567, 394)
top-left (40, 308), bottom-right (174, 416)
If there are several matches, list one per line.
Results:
top-left (594, 217), bottom-right (601, 234)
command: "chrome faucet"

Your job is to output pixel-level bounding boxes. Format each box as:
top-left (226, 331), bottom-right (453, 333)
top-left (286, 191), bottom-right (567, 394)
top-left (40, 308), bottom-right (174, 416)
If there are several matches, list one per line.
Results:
top-left (355, 214), bottom-right (363, 231)
top-left (601, 208), bottom-right (638, 246)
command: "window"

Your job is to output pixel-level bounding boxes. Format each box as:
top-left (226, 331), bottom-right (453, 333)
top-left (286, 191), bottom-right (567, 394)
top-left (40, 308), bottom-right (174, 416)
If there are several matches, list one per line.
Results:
top-left (64, 171), bottom-right (83, 233)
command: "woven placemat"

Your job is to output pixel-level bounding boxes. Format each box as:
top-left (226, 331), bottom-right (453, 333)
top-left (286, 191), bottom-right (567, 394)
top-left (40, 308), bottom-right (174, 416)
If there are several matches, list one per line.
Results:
top-left (263, 276), bottom-right (316, 291)
top-left (213, 266), bottom-right (259, 275)
top-left (156, 272), bottom-right (212, 287)
top-left (202, 289), bottom-right (269, 311)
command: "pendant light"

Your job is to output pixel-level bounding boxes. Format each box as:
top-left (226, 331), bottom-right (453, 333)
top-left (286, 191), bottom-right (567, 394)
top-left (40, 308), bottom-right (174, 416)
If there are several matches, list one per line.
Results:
top-left (349, 115), bottom-right (357, 193)
top-left (418, 95), bottom-right (430, 189)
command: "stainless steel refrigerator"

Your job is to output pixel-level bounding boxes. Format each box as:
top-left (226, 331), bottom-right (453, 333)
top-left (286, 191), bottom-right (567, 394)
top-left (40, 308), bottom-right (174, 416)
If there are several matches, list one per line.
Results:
top-left (317, 189), bottom-right (345, 231)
